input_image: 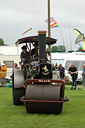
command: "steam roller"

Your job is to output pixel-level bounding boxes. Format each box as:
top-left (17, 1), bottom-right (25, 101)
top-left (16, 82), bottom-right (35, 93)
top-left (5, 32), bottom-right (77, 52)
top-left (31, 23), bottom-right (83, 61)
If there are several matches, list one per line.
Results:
top-left (12, 30), bottom-right (69, 114)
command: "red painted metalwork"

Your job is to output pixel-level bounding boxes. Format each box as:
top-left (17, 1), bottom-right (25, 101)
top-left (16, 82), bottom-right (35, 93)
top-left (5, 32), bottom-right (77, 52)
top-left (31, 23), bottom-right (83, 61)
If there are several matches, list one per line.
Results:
top-left (25, 79), bottom-right (65, 103)
top-left (22, 99), bottom-right (64, 103)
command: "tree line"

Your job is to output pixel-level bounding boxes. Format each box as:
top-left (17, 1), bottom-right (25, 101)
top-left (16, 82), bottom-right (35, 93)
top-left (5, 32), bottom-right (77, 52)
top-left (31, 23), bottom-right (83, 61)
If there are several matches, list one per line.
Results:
top-left (0, 38), bottom-right (7, 46)
top-left (47, 45), bottom-right (83, 52)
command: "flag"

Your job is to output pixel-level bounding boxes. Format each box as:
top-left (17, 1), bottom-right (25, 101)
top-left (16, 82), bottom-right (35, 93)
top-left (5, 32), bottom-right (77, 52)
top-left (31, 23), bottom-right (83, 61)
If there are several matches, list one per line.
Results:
top-left (73, 29), bottom-right (84, 44)
top-left (75, 34), bottom-right (84, 44)
top-left (50, 22), bottom-right (58, 28)
top-left (22, 27), bottom-right (32, 35)
top-left (50, 17), bottom-right (58, 28)
top-left (45, 17), bottom-right (58, 28)
top-left (73, 29), bottom-right (85, 50)
top-left (73, 29), bottom-right (82, 36)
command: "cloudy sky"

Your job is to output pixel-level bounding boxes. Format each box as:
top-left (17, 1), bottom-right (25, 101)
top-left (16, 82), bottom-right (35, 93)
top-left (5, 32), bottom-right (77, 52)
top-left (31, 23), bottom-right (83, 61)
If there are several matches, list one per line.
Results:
top-left (0, 0), bottom-right (85, 50)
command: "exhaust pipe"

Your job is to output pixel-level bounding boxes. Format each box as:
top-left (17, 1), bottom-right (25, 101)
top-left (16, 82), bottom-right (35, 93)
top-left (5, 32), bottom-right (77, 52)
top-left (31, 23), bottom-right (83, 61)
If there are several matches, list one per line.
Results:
top-left (38, 31), bottom-right (47, 62)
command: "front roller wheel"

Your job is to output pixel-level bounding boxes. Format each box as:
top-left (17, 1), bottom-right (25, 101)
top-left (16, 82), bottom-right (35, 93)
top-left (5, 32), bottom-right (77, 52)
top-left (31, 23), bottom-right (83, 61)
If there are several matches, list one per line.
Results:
top-left (25, 84), bottom-right (63, 114)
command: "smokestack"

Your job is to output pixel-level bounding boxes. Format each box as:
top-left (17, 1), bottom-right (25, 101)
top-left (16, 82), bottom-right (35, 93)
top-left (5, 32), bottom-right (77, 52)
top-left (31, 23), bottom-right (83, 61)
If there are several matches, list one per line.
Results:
top-left (38, 31), bottom-right (47, 62)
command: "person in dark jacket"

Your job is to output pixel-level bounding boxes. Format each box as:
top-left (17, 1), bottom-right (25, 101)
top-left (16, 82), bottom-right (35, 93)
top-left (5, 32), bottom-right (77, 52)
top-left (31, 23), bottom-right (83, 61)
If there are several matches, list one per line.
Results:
top-left (20, 45), bottom-right (30, 71)
top-left (31, 43), bottom-right (38, 57)
top-left (68, 64), bottom-right (78, 90)
top-left (58, 64), bottom-right (65, 79)
top-left (20, 46), bottom-right (29, 62)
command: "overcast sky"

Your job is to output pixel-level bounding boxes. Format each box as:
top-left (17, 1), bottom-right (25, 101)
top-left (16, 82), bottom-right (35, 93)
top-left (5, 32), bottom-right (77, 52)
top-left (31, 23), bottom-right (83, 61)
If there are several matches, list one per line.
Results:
top-left (0, 0), bottom-right (85, 50)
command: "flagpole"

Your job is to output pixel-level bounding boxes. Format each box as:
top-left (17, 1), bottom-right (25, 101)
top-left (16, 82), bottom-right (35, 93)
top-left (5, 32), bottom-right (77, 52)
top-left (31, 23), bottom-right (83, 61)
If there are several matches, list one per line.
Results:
top-left (48, 0), bottom-right (51, 37)
top-left (48, 0), bottom-right (51, 62)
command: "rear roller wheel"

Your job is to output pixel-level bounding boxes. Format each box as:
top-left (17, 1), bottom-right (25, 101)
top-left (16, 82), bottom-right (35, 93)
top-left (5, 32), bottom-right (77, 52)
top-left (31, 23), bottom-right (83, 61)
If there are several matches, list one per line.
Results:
top-left (13, 88), bottom-right (25, 105)
top-left (12, 69), bottom-right (25, 105)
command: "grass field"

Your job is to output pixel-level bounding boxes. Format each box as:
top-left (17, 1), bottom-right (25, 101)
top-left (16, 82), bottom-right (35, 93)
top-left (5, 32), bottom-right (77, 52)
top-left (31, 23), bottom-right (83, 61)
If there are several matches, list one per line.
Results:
top-left (0, 85), bottom-right (85, 128)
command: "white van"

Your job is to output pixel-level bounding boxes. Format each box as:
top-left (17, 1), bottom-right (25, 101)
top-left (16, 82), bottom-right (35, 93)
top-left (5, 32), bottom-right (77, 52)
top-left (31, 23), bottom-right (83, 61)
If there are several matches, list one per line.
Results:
top-left (51, 52), bottom-right (67, 66)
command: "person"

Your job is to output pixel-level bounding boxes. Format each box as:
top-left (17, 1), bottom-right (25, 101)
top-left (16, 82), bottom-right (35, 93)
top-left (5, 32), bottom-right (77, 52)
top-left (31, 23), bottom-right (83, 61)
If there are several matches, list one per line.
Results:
top-left (51, 63), bottom-right (55, 71)
top-left (55, 63), bottom-right (58, 71)
top-left (19, 62), bottom-right (22, 69)
top-left (58, 64), bottom-right (65, 80)
top-left (10, 63), bottom-right (19, 78)
top-left (68, 64), bottom-right (78, 90)
top-left (52, 63), bottom-right (60, 80)
top-left (20, 45), bottom-right (30, 62)
top-left (46, 51), bottom-right (50, 61)
top-left (81, 64), bottom-right (85, 90)
top-left (0, 63), bottom-right (1, 85)
top-left (1, 63), bottom-right (7, 86)
top-left (31, 43), bottom-right (38, 57)
top-left (14, 63), bottom-right (19, 69)
top-left (20, 46), bottom-right (30, 69)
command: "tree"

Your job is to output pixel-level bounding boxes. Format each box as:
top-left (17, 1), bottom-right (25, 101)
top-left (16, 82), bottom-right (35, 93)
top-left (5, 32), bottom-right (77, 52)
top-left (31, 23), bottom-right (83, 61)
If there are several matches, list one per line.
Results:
top-left (57, 45), bottom-right (66, 51)
top-left (51, 45), bottom-right (66, 52)
top-left (51, 46), bottom-right (58, 51)
top-left (0, 38), bottom-right (7, 46)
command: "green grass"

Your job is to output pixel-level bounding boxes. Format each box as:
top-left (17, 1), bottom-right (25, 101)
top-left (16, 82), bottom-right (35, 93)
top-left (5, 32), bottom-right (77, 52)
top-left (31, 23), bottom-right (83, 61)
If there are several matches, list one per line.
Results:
top-left (0, 85), bottom-right (85, 128)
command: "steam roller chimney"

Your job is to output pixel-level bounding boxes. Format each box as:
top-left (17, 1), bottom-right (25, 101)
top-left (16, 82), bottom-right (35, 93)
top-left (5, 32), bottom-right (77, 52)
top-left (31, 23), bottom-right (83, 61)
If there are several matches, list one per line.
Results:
top-left (38, 31), bottom-right (47, 62)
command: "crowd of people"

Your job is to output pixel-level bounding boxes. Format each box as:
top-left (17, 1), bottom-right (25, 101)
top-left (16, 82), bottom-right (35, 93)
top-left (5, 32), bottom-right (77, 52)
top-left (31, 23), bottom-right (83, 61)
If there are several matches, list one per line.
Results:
top-left (52, 63), bottom-right (85, 90)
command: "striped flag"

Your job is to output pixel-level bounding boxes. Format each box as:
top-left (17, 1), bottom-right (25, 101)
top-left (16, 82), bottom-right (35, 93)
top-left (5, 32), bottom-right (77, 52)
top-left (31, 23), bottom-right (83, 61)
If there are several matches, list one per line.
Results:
top-left (45, 17), bottom-right (58, 28)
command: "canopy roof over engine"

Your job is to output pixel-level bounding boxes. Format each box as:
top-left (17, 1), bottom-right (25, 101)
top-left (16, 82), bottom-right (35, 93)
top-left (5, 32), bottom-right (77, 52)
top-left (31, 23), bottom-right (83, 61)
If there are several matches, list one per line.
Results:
top-left (15, 36), bottom-right (57, 46)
